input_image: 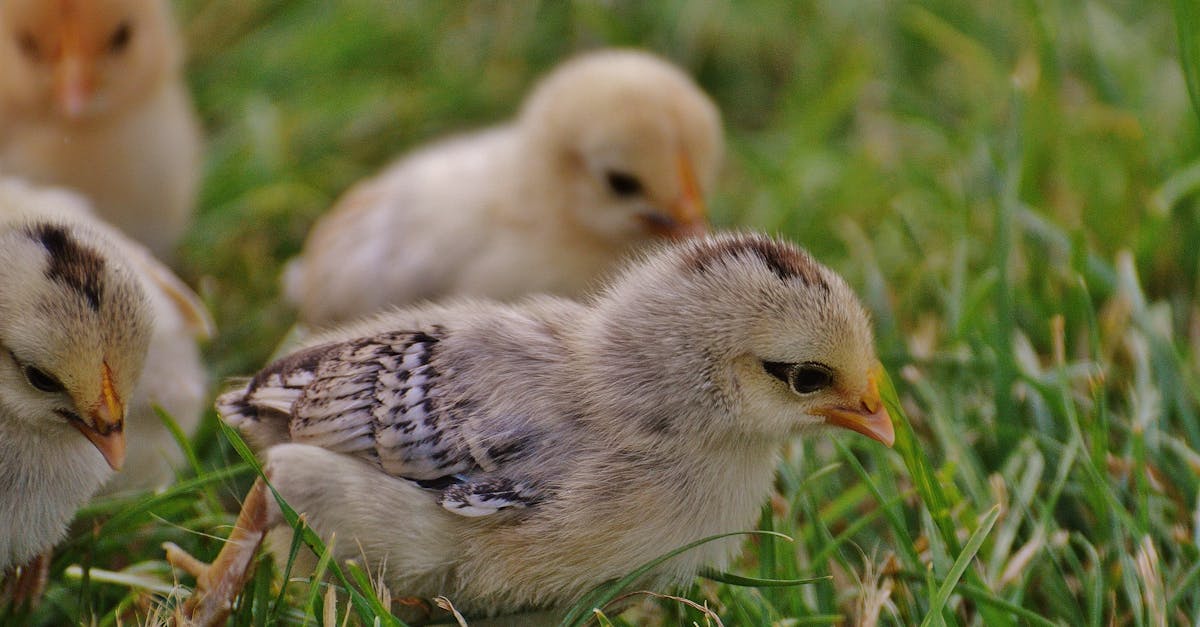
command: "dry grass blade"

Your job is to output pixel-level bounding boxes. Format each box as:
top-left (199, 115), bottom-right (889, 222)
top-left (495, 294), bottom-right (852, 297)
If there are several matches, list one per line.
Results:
top-left (434, 596), bottom-right (469, 627)
top-left (609, 590), bottom-right (724, 627)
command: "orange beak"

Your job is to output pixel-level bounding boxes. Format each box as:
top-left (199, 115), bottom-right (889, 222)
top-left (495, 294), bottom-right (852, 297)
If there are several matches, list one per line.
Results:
top-left (814, 362), bottom-right (895, 447)
top-left (641, 150), bottom-right (708, 238)
top-left (72, 362), bottom-right (126, 471)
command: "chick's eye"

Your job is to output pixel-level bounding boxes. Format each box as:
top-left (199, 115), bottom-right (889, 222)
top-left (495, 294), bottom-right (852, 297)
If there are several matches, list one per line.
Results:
top-left (789, 363), bottom-right (834, 394)
top-left (109, 21), bottom-right (132, 53)
top-left (16, 32), bottom-right (39, 59)
top-left (762, 360), bottom-right (834, 395)
top-left (24, 366), bottom-right (64, 394)
top-left (605, 171), bottom-right (643, 197)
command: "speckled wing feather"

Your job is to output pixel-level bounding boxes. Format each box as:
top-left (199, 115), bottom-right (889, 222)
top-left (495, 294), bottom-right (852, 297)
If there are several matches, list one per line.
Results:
top-left (217, 329), bottom-right (539, 516)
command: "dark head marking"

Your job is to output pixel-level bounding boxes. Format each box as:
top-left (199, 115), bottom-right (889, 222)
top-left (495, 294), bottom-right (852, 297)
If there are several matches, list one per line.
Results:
top-left (684, 234), bottom-right (828, 288)
top-left (26, 223), bottom-right (105, 311)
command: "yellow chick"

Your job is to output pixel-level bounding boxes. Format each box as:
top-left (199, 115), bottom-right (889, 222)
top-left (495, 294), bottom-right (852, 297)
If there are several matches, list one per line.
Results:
top-left (0, 178), bottom-right (211, 496)
top-left (0, 183), bottom-right (153, 604)
top-left (0, 0), bottom-right (202, 259)
top-left (284, 49), bottom-right (723, 326)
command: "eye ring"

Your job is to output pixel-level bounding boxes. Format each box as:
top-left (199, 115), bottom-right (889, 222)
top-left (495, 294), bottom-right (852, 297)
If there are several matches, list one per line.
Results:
top-left (761, 360), bottom-right (834, 395)
top-left (24, 365), bottom-right (65, 394)
top-left (605, 171), bottom-right (643, 197)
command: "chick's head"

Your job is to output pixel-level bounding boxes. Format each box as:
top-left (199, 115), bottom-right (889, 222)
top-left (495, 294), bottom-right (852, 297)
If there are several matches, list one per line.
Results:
top-left (520, 49), bottom-right (723, 243)
top-left (0, 0), bottom-right (178, 121)
top-left (587, 232), bottom-right (893, 447)
top-left (0, 220), bottom-right (152, 470)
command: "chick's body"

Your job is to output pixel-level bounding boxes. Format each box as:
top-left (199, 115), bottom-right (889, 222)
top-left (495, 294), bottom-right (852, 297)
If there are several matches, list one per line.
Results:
top-left (0, 413), bottom-right (121, 570)
top-left (0, 179), bottom-right (210, 496)
top-left (285, 49), bottom-right (723, 326)
top-left (247, 301), bottom-right (780, 612)
top-left (0, 184), bottom-right (154, 572)
top-left (174, 233), bottom-right (894, 624)
top-left (0, 0), bottom-right (202, 259)
top-left (289, 130), bottom-right (616, 318)
top-left (113, 281), bottom-right (207, 492)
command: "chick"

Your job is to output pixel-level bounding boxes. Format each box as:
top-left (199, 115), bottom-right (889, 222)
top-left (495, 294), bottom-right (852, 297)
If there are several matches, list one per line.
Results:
top-left (283, 49), bottom-right (723, 326)
top-left (0, 179), bottom-right (211, 496)
top-left (168, 232), bottom-right (894, 625)
top-left (0, 0), bottom-right (202, 259)
top-left (0, 199), bottom-right (153, 602)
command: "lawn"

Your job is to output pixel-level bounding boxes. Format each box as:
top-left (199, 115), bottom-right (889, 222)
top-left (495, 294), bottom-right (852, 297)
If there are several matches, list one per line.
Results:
top-left (10, 0), bottom-right (1200, 625)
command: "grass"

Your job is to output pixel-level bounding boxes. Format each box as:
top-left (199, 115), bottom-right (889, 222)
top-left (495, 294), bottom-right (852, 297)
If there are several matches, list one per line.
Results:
top-left (6, 0), bottom-right (1200, 624)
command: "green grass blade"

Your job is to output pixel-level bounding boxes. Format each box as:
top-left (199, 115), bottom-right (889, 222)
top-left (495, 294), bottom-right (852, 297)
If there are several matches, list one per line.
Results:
top-left (153, 405), bottom-right (228, 514)
top-left (218, 422), bottom-right (406, 627)
top-left (919, 504), bottom-right (1001, 627)
top-left (302, 536), bottom-right (337, 621)
top-left (1175, 0), bottom-right (1200, 127)
top-left (153, 405), bottom-right (203, 477)
top-left (880, 367), bottom-right (1016, 625)
top-left (698, 569), bottom-right (830, 588)
top-left (76, 463), bottom-right (250, 532)
top-left (247, 555), bottom-right (272, 627)
top-left (557, 530), bottom-right (792, 627)
top-left (591, 609), bottom-right (616, 627)
top-left (1167, 558), bottom-right (1200, 612)
top-left (344, 560), bottom-right (396, 625)
top-left (271, 509), bottom-right (311, 616)
top-left (956, 582), bottom-right (1059, 627)
top-left (757, 503), bottom-right (777, 582)
top-left (877, 369), bottom-right (958, 553)
top-left (809, 491), bottom-right (906, 567)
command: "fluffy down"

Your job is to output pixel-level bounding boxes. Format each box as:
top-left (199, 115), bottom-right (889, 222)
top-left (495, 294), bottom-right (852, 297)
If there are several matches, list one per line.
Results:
top-left (284, 49), bottom-right (723, 325)
top-left (0, 0), bottom-right (203, 258)
top-left (172, 232), bottom-right (893, 625)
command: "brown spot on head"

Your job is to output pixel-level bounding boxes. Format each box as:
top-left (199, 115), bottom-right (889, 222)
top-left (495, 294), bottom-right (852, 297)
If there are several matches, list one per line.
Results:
top-left (683, 234), bottom-right (828, 289)
top-left (25, 223), bottom-right (105, 311)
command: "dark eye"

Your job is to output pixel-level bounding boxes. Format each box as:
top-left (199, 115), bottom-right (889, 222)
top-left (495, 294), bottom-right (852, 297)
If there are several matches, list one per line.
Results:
top-left (789, 363), bottom-right (834, 393)
top-left (109, 21), bottom-right (132, 53)
top-left (24, 366), bottom-right (65, 394)
top-left (762, 361), bottom-right (834, 394)
top-left (605, 171), bottom-right (643, 197)
top-left (16, 31), bottom-right (39, 60)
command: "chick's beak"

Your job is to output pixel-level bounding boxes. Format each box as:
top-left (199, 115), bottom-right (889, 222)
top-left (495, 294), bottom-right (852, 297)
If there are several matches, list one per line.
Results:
top-left (73, 363), bottom-right (126, 471)
top-left (815, 362), bottom-right (895, 447)
top-left (55, 60), bottom-right (92, 118)
top-left (54, 26), bottom-right (94, 118)
top-left (643, 150), bottom-right (708, 238)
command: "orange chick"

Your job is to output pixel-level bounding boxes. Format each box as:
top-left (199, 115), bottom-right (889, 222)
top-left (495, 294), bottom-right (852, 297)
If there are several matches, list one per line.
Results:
top-left (0, 0), bottom-right (202, 259)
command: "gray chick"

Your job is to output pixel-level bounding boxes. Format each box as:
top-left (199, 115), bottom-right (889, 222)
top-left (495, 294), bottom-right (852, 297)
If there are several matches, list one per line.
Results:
top-left (169, 232), bottom-right (894, 625)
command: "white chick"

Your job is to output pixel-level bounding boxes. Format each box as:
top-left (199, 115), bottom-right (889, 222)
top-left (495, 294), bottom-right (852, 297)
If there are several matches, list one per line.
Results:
top-left (0, 0), bottom-right (202, 259)
top-left (0, 204), bottom-right (152, 602)
top-left (283, 48), bottom-right (723, 326)
top-left (0, 179), bottom-right (211, 496)
top-left (167, 232), bottom-right (894, 625)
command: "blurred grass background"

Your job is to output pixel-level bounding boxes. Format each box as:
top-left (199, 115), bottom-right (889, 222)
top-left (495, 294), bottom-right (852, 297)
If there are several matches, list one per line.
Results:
top-left (14, 0), bottom-right (1200, 625)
